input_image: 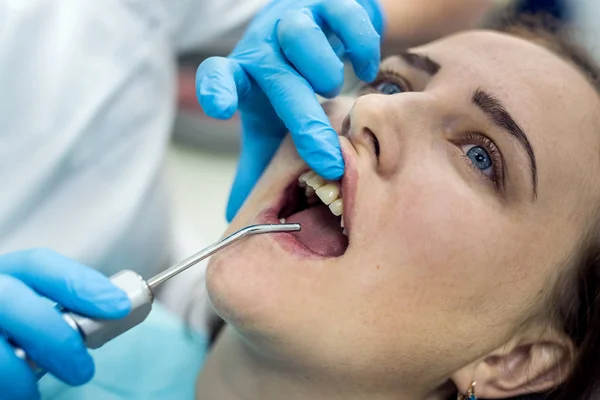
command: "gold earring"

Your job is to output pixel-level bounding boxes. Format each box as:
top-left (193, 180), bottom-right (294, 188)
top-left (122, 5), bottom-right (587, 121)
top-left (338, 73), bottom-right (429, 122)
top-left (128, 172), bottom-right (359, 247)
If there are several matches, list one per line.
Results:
top-left (457, 381), bottom-right (477, 400)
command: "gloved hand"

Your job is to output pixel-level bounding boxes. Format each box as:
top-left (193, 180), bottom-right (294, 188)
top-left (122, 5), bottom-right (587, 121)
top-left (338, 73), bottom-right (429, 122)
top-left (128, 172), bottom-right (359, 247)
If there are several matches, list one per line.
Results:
top-left (196, 0), bottom-right (385, 221)
top-left (0, 249), bottom-right (131, 400)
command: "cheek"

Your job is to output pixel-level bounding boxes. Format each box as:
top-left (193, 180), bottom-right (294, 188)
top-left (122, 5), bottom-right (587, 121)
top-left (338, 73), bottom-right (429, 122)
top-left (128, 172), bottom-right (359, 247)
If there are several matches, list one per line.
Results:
top-left (350, 170), bottom-right (521, 317)
top-left (317, 176), bottom-right (536, 369)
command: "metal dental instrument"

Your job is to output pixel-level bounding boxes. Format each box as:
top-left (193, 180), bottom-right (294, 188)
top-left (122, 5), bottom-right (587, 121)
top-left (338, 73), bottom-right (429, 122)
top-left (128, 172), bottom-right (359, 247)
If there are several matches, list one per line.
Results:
top-left (12, 223), bottom-right (301, 380)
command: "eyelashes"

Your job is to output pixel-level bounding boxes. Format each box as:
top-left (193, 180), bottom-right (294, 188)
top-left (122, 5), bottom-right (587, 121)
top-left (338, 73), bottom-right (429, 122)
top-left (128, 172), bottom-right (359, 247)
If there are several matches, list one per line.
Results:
top-left (373, 69), bottom-right (413, 92)
top-left (458, 132), bottom-right (505, 190)
top-left (360, 68), bottom-right (412, 95)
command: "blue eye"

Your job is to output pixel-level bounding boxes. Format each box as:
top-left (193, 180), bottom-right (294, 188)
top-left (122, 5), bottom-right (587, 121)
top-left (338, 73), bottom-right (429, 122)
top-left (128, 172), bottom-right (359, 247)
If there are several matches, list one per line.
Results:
top-left (375, 81), bottom-right (404, 95)
top-left (464, 145), bottom-right (493, 175)
top-left (459, 134), bottom-right (503, 187)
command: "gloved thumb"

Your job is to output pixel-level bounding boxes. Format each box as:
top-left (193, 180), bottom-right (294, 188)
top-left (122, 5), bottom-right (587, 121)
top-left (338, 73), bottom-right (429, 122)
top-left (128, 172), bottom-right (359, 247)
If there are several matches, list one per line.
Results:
top-left (197, 57), bottom-right (254, 120)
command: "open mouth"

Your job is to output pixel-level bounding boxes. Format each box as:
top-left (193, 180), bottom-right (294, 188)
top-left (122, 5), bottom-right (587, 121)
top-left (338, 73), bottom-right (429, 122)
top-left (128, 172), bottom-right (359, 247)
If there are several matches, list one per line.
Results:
top-left (277, 171), bottom-right (348, 257)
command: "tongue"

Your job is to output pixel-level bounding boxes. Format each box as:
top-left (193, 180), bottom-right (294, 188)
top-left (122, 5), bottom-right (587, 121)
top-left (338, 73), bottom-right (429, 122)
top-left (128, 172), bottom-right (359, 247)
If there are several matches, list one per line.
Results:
top-left (286, 204), bottom-right (348, 257)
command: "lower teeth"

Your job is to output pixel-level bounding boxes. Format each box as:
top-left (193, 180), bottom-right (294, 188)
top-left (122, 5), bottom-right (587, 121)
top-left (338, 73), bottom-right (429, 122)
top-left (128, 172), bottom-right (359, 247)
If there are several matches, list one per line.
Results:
top-left (279, 218), bottom-right (286, 223)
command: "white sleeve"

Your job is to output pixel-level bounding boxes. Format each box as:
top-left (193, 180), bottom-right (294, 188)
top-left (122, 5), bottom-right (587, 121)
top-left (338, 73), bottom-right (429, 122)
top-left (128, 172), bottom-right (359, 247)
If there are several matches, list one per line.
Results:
top-left (161, 0), bottom-right (271, 54)
top-left (0, 0), bottom-right (176, 277)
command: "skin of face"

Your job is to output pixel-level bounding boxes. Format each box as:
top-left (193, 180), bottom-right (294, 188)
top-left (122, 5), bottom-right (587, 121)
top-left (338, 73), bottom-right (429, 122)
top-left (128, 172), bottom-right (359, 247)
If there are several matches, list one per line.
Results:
top-left (202, 31), bottom-right (600, 398)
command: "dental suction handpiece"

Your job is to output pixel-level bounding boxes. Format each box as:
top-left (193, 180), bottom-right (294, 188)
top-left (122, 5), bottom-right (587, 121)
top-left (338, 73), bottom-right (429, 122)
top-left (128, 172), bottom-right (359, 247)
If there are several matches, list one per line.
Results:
top-left (11, 223), bottom-right (301, 380)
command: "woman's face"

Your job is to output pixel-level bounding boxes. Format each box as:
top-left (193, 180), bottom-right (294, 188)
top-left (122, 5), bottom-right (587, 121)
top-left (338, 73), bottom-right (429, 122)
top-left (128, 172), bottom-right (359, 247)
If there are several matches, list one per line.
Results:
top-left (206, 31), bottom-right (600, 390)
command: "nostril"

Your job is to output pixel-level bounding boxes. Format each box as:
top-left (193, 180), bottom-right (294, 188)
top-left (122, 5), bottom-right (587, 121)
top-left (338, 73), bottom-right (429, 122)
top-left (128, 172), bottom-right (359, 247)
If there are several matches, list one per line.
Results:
top-left (364, 127), bottom-right (380, 159)
top-left (341, 115), bottom-right (380, 160)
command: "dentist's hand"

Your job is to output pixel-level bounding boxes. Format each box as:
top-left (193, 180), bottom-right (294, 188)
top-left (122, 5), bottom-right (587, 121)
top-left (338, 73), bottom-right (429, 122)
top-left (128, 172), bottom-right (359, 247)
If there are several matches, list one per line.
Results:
top-left (0, 249), bottom-right (131, 400)
top-left (196, 0), bottom-right (385, 221)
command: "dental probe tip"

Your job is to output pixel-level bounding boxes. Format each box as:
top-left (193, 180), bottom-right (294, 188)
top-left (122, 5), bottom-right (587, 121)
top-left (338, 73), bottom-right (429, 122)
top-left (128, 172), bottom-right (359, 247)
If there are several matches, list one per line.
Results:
top-left (251, 223), bottom-right (301, 233)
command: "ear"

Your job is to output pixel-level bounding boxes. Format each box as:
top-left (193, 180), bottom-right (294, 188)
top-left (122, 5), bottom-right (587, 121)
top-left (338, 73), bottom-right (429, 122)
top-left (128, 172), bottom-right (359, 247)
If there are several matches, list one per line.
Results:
top-left (452, 327), bottom-right (575, 398)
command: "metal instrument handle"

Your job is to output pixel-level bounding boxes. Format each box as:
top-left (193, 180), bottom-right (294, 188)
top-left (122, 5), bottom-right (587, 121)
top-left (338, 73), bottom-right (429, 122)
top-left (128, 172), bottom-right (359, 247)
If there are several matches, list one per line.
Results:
top-left (12, 270), bottom-right (153, 380)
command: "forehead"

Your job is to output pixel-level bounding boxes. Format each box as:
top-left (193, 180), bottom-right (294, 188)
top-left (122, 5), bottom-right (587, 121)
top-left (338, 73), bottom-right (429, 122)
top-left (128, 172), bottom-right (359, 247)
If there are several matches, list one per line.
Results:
top-left (408, 31), bottom-right (600, 206)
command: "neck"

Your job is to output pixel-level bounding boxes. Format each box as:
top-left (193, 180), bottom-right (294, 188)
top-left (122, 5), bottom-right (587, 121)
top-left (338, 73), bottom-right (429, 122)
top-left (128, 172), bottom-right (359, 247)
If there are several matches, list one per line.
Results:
top-left (195, 328), bottom-right (454, 400)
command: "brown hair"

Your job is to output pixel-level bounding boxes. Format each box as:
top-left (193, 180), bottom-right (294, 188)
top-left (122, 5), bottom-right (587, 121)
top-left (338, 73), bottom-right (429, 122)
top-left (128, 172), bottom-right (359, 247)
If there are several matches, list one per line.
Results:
top-left (486, 11), bottom-right (600, 400)
top-left (207, 12), bottom-right (600, 400)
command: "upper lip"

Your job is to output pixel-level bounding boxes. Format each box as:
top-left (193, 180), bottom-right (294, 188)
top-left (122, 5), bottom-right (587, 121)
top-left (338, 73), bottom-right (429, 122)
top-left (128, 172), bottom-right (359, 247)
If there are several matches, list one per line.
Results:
top-left (338, 136), bottom-right (358, 236)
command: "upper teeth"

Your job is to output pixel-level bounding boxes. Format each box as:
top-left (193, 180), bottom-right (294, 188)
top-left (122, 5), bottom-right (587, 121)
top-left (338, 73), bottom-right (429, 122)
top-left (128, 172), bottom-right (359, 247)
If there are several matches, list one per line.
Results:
top-left (329, 199), bottom-right (343, 216)
top-left (316, 183), bottom-right (339, 205)
top-left (298, 170), bottom-right (346, 234)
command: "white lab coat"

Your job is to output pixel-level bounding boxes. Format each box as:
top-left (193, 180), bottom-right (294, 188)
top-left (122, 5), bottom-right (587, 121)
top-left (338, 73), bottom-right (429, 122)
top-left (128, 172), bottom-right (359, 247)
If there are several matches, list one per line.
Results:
top-left (0, 0), bottom-right (268, 279)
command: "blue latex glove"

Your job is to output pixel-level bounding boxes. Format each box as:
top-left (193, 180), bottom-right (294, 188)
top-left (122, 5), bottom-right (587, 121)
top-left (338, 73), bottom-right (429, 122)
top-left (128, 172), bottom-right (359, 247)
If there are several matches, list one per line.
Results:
top-left (0, 249), bottom-right (131, 400)
top-left (196, 0), bottom-right (385, 221)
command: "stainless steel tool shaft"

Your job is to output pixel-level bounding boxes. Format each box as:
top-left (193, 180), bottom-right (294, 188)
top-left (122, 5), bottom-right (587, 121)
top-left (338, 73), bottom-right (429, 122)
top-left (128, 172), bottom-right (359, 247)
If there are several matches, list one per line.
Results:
top-left (147, 223), bottom-right (300, 288)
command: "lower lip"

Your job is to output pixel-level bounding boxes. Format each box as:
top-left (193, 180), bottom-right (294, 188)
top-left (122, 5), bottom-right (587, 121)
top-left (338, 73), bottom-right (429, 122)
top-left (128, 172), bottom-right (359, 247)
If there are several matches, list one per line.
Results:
top-left (255, 207), bottom-right (323, 258)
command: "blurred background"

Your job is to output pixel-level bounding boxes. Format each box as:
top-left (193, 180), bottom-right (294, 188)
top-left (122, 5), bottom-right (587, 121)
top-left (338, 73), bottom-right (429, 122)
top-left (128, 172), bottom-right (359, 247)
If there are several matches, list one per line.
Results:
top-left (168, 0), bottom-right (600, 245)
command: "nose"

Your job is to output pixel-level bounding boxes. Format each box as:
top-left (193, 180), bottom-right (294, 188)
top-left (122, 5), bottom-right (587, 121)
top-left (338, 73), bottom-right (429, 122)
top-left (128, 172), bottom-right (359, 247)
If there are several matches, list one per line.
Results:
top-left (343, 92), bottom-right (441, 176)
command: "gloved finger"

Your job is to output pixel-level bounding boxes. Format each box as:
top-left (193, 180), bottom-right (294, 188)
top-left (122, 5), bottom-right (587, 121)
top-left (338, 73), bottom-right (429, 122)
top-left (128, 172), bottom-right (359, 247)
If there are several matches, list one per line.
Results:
top-left (226, 129), bottom-right (283, 222)
top-left (197, 58), bottom-right (285, 221)
top-left (196, 56), bottom-right (252, 120)
top-left (327, 34), bottom-right (346, 60)
top-left (245, 58), bottom-right (344, 181)
top-left (0, 339), bottom-right (39, 400)
top-left (276, 8), bottom-right (344, 98)
top-left (0, 275), bottom-right (94, 385)
top-left (226, 83), bottom-right (287, 222)
top-left (0, 249), bottom-right (130, 319)
top-left (355, 0), bottom-right (386, 35)
top-left (316, 0), bottom-right (381, 82)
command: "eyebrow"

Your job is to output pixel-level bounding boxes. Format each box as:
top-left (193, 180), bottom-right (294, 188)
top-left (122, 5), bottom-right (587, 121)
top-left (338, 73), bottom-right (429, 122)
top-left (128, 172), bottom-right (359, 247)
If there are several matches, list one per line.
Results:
top-left (398, 52), bottom-right (441, 76)
top-left (472, 88), bottom-right (538, 198)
